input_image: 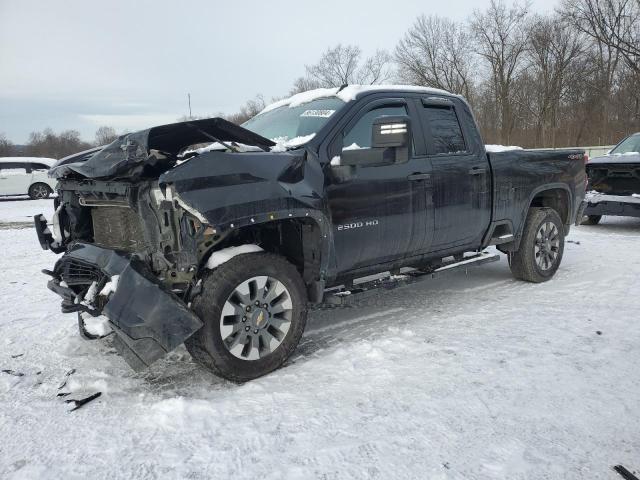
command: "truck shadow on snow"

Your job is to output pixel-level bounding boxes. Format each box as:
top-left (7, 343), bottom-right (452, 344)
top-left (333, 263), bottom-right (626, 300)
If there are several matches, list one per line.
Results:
top-left (133, 259), bottom-right (517, 390)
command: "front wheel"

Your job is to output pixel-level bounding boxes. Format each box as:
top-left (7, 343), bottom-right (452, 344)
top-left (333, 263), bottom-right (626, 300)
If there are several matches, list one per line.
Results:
top-left (185, 252), bottom-right (308, 382)
top-left (509, 207), bottom-right (565, 283)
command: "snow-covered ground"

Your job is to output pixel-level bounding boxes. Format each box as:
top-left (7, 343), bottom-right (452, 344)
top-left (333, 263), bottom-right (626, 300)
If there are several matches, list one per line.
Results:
top-left (0, 197), bottom-right (52, 226)
top-left (1, 198), bottom-right (639, 480)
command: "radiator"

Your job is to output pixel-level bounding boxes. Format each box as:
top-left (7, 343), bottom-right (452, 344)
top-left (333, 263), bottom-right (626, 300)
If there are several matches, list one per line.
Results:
top-left (91, 207), bottom-right (148, 252)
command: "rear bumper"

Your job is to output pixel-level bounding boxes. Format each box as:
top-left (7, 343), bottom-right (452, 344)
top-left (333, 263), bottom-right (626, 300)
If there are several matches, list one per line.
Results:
top-left (46, 243), bottom-right (202, 371)
top-left (581, 192), bottom-right (640, 218)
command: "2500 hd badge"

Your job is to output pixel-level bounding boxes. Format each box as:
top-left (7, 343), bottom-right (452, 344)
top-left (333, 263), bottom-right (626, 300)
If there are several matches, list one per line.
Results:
top-left (337, 220), bottom-right (379, 231)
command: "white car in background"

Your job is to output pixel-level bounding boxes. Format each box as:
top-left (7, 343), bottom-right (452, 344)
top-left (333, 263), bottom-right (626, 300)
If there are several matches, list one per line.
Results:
top-left (0, 157), bottom-right (57, 199)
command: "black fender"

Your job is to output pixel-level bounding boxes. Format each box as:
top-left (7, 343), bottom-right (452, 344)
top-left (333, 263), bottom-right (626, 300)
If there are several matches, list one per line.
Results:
top-left (511, 183), bottom-right (573, 251)
top-left (159, 148), bottom-right (334, 278)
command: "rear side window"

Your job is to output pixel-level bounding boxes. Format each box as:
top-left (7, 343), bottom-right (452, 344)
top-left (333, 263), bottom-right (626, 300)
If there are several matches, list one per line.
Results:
top-left (422, 105), bottom-right (466, 155)
top-left (0, 164), bottom-right (28, 174)
top-left (31, 163), bottom-right (50, 171)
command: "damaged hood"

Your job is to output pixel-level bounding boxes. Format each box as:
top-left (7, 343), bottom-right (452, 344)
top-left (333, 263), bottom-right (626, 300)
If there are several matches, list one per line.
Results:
top-left (588, 153), bottom-right (640, 165)
top-left (49, 117), bottom-right (275, 180)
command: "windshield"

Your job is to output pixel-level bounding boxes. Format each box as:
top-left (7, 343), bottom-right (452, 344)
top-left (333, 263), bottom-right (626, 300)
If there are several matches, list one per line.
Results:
top-left (242, 97), bottom-right (345, 147)
top-left (610, 134), bottom-right (640, 155)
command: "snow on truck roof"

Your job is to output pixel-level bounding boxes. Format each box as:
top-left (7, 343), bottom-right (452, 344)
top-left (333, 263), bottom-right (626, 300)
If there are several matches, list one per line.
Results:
top-left (0, 157), bottom-right (57, 165)
top-left (259, 85), bottom-right (457, 114)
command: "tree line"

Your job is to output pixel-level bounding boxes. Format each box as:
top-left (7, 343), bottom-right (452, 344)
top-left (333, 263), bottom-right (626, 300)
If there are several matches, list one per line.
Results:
top-left (280, 0), bottom-right (640, 148)
top-left (2, 0), bottom-right (638, 159)
top-left (0, 126), bottom-right (119, 159)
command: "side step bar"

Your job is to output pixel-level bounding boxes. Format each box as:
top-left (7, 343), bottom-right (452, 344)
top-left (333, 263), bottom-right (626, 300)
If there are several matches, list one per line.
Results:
top-left (321, 251), bottom-right (501, 306)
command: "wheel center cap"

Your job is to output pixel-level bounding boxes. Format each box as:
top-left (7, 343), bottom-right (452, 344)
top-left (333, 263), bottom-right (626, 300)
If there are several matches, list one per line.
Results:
top-left (252, 309), bottom-right (268, 328)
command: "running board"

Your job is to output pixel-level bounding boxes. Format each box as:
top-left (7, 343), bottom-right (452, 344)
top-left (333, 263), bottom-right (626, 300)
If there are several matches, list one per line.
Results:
top-left (321, 251), bottom-right (501, 306)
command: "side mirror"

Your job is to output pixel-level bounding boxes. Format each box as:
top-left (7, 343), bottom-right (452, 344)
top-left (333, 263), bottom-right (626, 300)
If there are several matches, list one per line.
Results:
top-left (372, 115), bottom-right (411, 149)
top-left (337, 115), bottom-right (412, 167)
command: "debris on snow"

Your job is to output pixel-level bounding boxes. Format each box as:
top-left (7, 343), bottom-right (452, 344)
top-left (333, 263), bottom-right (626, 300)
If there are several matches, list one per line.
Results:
top-left (10, 353), bottom-right (23, 359)
top-left (1, 369), bottom-right (25, 377)
top-left (612, 465), bottom-right (639, 480)
top-left (57, 369), bottom-right (76, 390)
top-left (65, 392), bottom-right (102, 412)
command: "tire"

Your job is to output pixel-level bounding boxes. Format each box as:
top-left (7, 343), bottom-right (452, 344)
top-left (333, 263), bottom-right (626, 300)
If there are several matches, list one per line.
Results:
top-left (509, 207), bottom-right (565, 283)
top-left (185, 252), bottom-right (308, 382)
top-left (28, 183), bottom-right (52, 200)
top-left (581, 215), bottom-right (602, 225)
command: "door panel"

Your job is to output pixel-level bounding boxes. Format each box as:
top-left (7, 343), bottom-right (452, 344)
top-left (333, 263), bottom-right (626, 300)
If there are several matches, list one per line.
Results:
top-left (326, 102), bottom-right (434, 274)
top-left (419, 101), bottom-right (491, 249)
top-left (0, 163), bottom-right (31, 195)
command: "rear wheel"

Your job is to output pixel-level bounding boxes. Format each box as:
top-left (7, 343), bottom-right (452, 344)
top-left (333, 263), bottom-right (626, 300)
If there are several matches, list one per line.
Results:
top-left (28, 183), bottom-right (51, 200)
top-left (509, 207), bottom-right (565, 283)
top-left (581, 215), bottom-right (602, 225)
top-left (185, 252), bottom-right (308, 382)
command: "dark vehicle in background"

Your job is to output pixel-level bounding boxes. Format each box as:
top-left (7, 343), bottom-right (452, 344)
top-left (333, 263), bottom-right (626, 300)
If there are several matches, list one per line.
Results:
top-left (35, 85), bottom-right (586, 381)
top-left (582, 132), bottom-right (640, 224)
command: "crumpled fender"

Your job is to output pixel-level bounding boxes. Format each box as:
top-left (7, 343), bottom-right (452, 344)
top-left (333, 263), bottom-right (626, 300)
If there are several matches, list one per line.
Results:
top-left (160, 149), bottom-right (328, 229)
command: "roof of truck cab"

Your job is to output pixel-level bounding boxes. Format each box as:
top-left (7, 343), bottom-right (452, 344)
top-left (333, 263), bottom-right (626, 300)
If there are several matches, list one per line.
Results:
top-left (259, 85), bottom-right (458, 114)
top-left (0, 157), bottom-right (57, 165)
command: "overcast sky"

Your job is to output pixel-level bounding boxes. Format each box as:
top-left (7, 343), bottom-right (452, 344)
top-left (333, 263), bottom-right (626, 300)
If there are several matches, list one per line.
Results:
top-left (0, 0), bottom-right (558, 143)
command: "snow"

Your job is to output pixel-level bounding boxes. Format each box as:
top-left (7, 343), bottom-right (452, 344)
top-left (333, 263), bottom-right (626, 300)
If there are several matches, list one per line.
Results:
top-left (343, 142), bottom-right (363, 150)
top-left (0, 198), bottom-right (53, 226)
top-left (0, 157), bottom-right (56, 166)
top-left (205, 244), bottom-right (263, 269)
top-left (260, 85), bottom-right (455, 114)
top-left (99, 275), bottom-right (120, 297)
top-left (485, 144), bottom-right (524, 153)
top-left (1, 198), bottom-right (640, 479)
top-left (80, 314), bottom-right (112, 338)
top-left (270, 133), bottom-right (316, 152)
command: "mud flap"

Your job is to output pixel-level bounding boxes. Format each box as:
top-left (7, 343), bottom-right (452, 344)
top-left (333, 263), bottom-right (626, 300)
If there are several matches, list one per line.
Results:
top-left (51, 243), bottom-right (203, 371)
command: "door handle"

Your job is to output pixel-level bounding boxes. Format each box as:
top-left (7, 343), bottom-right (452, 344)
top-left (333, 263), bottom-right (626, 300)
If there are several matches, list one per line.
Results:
top-left (468, 167), bottom-right (486, 175)
top-left (407, 173), bottom-right (431, 181)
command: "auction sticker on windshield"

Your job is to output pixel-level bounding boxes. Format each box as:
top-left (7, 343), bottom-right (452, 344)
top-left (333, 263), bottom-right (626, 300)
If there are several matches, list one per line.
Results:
top-left (300, 109), bottom-right (336, 118)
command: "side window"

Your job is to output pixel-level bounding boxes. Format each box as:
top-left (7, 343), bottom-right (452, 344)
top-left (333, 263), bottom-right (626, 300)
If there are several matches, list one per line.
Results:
top-left (0, 163), bottom-right (27, 175)
top-left (343, 105), bottom-right (408, 150)
top-left (422, 105), bottom-right (466, 155)
top-left (31, 163), bottom-right (50, 171)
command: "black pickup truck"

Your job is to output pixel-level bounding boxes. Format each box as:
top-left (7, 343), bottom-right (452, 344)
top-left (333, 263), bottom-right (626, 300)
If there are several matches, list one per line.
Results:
top-left (35, 85), bottom-right (586, 381)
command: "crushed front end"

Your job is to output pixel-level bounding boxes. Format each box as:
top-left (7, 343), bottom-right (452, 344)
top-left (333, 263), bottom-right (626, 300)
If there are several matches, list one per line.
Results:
top-left (582, 156), bottom-right (640, 219)
top-left (36, 179), bottom-right (214, 370)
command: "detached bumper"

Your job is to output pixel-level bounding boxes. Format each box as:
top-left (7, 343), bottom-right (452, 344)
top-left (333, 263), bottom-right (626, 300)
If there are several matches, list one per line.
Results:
top-left (47, 243), bottom-right (202, 371)
top-left (581, 192), bottom-right (640, 219)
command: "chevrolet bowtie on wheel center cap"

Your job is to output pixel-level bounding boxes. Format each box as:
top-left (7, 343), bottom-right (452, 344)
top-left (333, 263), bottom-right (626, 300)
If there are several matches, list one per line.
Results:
top-left (220, 276), bottom-right (293, 361)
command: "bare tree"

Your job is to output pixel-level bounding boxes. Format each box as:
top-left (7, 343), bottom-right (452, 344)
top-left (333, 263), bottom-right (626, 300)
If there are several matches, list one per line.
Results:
top-left (395, 15), bottom-right (475, 99)
top-left (471, 0), bottom-right (531, 144)
top-left (357, 49), bottom-right (394, 85)
top-left (27, 129), bottom-right (91, 159)
top-left (225, 95), bottom-right (267, 124)
top-left (560, 0), bottom-right (640, 74)
top-left (301, 44), bottom-right (393, 89)
top-left (524, 14), bottom-right (585, 146)
top-left (0, 133), bottom-right (14, 156)
top-left (95, 126), bottom-right (118, 146)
